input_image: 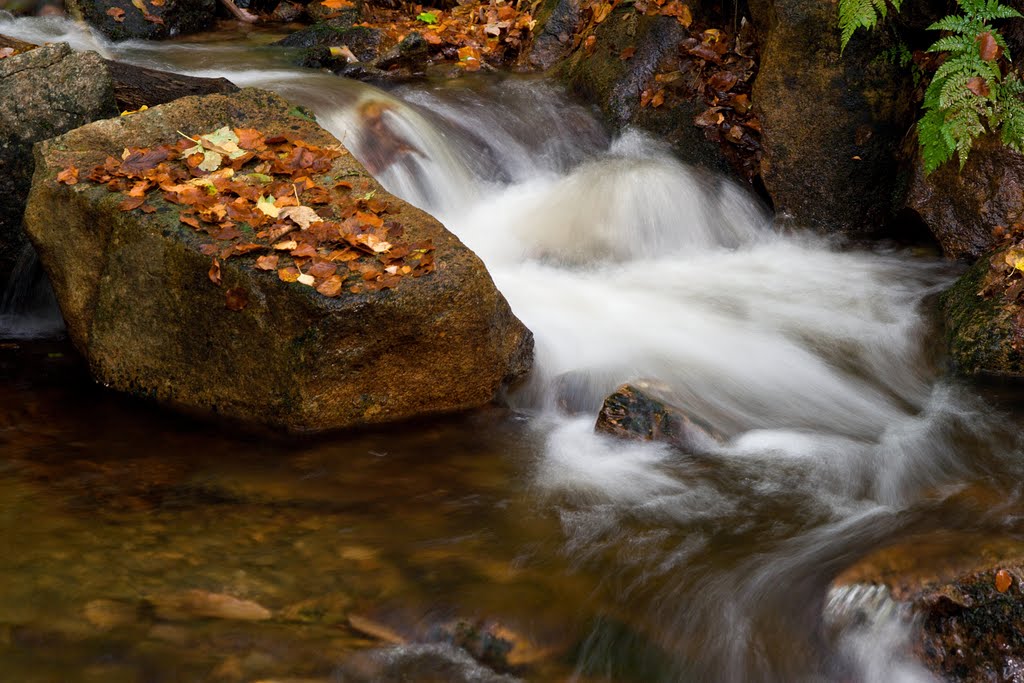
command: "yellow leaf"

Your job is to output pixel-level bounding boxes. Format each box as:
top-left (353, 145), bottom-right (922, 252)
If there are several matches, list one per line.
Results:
top-left (256, 194), bottom-right (281, 218)
top-left (297, 273), bottom-right (316, 286)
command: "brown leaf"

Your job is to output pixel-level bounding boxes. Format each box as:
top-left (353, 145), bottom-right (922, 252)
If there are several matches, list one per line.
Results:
top-left (978, 32), bottom-right (1001, 62)
top-left (140, 203), bottom-right (157, 213)
top-left (225, 288), bottom-right (248, 311)
top-left (255, 254), bottom-right (279, 271)
top-left (709, 71), bottom-right (739, 92)
top-left (619, 46), bottom-right (636, 60)
top-left (694, 108), bottom-right (725, 127)
top-left (584, 34), bottom-right (597, 55)
top-left (996, 569), bottom-right (1013, 593)
top-left (118, 196), bottom-right (146, 211)
top-left (316, 274), bottom-right (344, 297)
top-left (966, 75), bottom-right (990, 98)
top-left (106, 6), bottom-right (126, 21)
top-left (651, 90), bottom-right (665, 108)
top-left (57, 166), bottom-right (79, 185)
top-left (208, 258), bottom-right (222, 286)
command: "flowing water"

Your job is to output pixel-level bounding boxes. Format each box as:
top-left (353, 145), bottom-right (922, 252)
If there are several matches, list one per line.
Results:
top-left (4, 15), bottom-right (1024, 683)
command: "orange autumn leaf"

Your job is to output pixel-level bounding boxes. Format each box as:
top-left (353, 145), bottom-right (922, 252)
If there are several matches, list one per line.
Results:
top-left (321, 0), bottom-right (355, 8)
top-left (978, 31), bottom-right (1001, 62)
top-left (278, 266), bottom-right (301, 282)
top-left (255, 254), bottom-right (279, 271)
top-left (57, 166), bottom-right (79, 185)
top-left (106, 6), bottom-right (126, 21)
top-left (316, 274), bottom-right (344, 297)
top-left (996, 569), bottom-right (1013, 593)
top-left (208, 258), bottom-right (222, 286)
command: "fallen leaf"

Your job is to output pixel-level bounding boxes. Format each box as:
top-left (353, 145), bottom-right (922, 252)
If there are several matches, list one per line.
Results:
top-left (966, 76), bottom-right (990, 98)
top-left (273, 240), bottom-right (299, 251)
top-left (619, 46), bottom-right (636, 60)
top-left (278, 266), bottom-right (300, 282)
top-left (329, 45), bottom-right (359, 62)
top-left (417, 10), bottom-right (438, 23)
top-left (255, 254), bottom-right (279, 270)
top-left (208, 258), bottom-right (222, 286)
top-left (279, 205), bottom-right (324, 230)
top-left (316, 274), bottom-right (343, 297)
top-left (996, 569), bottom-right (1013, 593)
top-left (57, 166), bottom-right (79, 185)
top-left (321, 0), bottom-right (354, 8)
top-left (297, 273), bottom-right (316, 286)
top-left (978, 31), bottom-right (1001, 62)
top-left (106, 6), bottom-right (126, 21)
top-left (225, 288), bottom-right (248, 311)
top-left (119, 196), bottom-right (146, 211)
top-left (257, 195), bottom-right (281, 218)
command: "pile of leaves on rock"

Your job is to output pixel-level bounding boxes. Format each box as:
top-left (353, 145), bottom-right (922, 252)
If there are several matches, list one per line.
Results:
top-left (982, 223), bottom-right (1024, 304)
top-left (577, 0), bottom-right (762, 180)
top-left (56, 125), bottom-right (436, 310)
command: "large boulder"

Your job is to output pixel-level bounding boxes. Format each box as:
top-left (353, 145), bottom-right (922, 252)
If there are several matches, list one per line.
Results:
top-left (24, 88), bottom-right (533, 432)
top-left (907, 135), bottom-right (1024, 261)
top-left (64, 0), bottom-right (216, 41)
top-left (749, 0), bottom-right (914, 235)
top-left (0, 43), bottom-right (118, 286)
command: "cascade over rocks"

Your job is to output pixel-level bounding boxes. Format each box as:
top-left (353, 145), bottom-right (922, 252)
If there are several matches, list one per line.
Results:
top-left (24, 88), bottom-right (533, 432)
top-left (64, 0), bottom-right (217, 41)
top-left (749, 0), bottom-right (914, 235)
top-left (907, 135), bottom-right (1024, 261)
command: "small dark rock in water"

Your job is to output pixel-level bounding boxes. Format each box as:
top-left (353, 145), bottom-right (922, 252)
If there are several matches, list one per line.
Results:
top-left (595, 381), bottom-right (724, 452)
top-left (276, 20), bottom-right (381, 53)
top-left (339, 643), bottom-right (521, 683)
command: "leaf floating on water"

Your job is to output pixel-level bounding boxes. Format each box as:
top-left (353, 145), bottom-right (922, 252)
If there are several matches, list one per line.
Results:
top-left (996, 569), bottom-right (1013, 593)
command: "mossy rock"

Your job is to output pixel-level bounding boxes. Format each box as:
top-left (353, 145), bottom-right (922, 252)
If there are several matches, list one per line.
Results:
top-left (942, 256), bottom-right (1024, 378)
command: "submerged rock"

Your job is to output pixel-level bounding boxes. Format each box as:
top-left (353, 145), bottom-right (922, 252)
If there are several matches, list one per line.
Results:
top-left (148, 590), bottom-right (272, 621)
top-left (0, 43), bottom-right (117, 287)
top-left (941, 254), bottom-right (1024, 379)
top-left (25, 88), bottom-right (532, 432)
top-left (595, 381), bottom-right (724, 451)
top-left (749, 0), bottom-right (913, 235)
top-left (65, 0), bottom-right (217, 41)
top-left (907, 135), bottom-right (1024, 261)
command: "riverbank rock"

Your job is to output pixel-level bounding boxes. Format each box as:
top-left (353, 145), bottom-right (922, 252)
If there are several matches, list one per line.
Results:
top-left (25, 88), bottom-right (533, 432)
top-left (555, 9), bottom-right (733, 176)
top-left (749, 0), bottom-right (913, 235)
top-left (595, 381), bottom-right (724, 451)
top-left (65, 0), bottom-right (217, 41)
top-left (0, 43), bottom-right (117, 286)
top-left (907, 135), bottom-right (1024, 260)
top-left (941, 252), bottom-right (1024, 379)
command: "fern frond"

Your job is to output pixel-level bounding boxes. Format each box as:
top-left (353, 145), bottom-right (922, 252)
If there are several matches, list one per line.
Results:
top-left (918, 107), bottom-right (957, 173)
top-left (928, 34), bottom-right (976, 53)
top-left (928, 14), bottom-right (981, 33)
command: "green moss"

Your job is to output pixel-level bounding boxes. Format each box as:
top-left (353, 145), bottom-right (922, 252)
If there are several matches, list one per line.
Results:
top-left (941, 258), bottom-right (1024, 377)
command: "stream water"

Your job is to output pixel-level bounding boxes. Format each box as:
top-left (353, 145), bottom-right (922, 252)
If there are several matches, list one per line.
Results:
top-left (4, 15), bottom-right (1024, 683)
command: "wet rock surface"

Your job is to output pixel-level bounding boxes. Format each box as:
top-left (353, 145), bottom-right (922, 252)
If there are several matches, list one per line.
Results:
top-left (907, 134), bottom-right (1024, 261)
top-left (749, 0), bottom-right (913, 235)
top-left (595, 381), bottom-right (724, 451)
top-left (556, 10), bottom-right (732, 175)
top-left (941, 254), bottom-right (1024, 379)
top-left (65, 0), bottom-right (217, 41)
top-left (25, 87), bottom-right (533, 432)
top-left (0, 43), bottom-right (117, 286)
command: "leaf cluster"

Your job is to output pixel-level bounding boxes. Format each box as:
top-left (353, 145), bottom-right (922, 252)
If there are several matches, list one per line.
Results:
top-left (56, 127), bottom-right (436, 305)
